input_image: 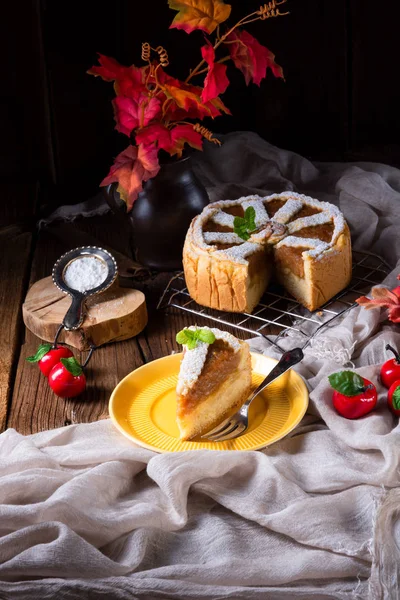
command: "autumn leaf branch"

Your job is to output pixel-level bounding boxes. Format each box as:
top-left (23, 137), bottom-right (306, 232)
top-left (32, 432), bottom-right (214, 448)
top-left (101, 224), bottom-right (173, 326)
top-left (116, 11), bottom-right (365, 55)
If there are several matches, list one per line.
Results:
top-left (88, 0), bottom-right (289, 210)
top-left (185, 0), bottom-right (289, 84)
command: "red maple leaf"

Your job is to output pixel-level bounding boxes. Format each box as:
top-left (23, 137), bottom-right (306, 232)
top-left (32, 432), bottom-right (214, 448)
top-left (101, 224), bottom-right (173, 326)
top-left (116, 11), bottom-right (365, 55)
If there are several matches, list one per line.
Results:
top-left (136, 123), bottom-right (203, 156)
top-left (200, 40), bottom-right (229, 103)
top-left (164, 97), bottom-right (212, 120)
top-left (164, 82), bottom-right (211, 115)
top-left (356, 283), bottom-right (400, 323)
top-left (170, 123), bottom-right (203, 154)
top-left (207, 95), bottom-right (231, 116)
top-left (114, 66), bottom-right (148, 97)
top-left (156, 69), bottom-right (222, 120)
top-left (156, 70), bottom-right (208, 116)
top-left (88, 54), bottom-right (147, 98)
top-left (226, 29), bottom-right (284, 86)
top-left (136, 123), bottom-right (171, 149)
top-left (162, 93), bottom-right (230, 122)
top-left (168, 0), bottom-right (231, 35)
top-left (87, 54), bottom-right (130, 81)
top-left (100, 144), bottom-right (160, 210)
top-left (113, 95), bottom-right (162, 136)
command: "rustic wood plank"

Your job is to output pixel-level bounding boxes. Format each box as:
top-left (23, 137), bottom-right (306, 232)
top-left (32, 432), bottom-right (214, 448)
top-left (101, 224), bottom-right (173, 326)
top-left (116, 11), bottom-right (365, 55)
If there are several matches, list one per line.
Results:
top-left (0, 184), bottom-right (37, 432)
top-left (7, 216), bottom-right (146, 434)
top-left (0, 232), bottom-right (33, 431)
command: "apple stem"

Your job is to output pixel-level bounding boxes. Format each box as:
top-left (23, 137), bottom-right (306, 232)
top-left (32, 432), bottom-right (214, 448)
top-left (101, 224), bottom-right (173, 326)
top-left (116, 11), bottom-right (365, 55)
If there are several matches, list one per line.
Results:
top-left (386, 344), bottom-right (400, 364)
top-left (82, 344), bottom-right (96, 369)
top-left (52, 324), bottom-right (64, 349)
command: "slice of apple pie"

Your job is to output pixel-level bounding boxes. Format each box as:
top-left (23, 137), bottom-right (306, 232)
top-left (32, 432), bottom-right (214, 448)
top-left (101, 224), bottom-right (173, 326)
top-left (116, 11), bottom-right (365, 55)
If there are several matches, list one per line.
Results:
top-left (175, 326), bottom-right (252, 441)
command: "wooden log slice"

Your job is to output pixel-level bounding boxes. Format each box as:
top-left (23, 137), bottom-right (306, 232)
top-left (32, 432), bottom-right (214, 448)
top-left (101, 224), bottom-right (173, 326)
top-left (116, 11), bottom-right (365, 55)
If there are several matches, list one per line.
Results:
top-left (23, 276), bottom-right (148, 351)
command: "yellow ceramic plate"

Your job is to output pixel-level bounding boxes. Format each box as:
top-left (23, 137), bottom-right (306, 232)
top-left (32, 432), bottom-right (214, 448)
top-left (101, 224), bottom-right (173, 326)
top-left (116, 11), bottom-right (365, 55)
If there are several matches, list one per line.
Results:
top-left (109, 352), bottom-right (309, 453)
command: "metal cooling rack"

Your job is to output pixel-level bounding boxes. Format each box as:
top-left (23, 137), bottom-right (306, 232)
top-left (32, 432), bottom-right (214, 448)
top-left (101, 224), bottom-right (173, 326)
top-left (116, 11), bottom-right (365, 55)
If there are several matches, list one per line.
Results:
top-left (157, 250), bottom-right (391, 353)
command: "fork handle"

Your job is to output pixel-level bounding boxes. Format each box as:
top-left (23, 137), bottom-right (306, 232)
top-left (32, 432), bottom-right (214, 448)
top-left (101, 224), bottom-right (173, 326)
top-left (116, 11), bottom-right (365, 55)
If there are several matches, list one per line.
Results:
top-left (243, 347), bottom-right (304, 409)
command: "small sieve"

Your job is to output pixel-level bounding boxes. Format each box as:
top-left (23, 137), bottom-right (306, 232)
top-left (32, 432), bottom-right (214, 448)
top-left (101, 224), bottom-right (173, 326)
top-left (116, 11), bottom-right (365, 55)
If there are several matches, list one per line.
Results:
top-left (52, 246), bottom-right (118, 331)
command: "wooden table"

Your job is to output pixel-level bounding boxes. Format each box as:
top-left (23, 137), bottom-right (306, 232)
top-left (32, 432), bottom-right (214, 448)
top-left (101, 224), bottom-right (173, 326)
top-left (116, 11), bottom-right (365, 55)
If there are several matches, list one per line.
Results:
top-left (0, 184), bottom-right (199, 435)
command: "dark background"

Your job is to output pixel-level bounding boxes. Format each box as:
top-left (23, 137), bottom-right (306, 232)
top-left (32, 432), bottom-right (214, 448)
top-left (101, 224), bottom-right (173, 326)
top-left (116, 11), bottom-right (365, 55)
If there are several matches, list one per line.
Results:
top-left (2, 0), bottom-right (400, 212)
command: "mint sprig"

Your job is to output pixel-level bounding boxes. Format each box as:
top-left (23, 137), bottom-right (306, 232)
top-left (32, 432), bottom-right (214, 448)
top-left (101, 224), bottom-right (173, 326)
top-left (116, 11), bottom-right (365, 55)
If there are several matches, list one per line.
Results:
top-left (26, 343), bottom-right (52, 363)
top-left (392, 386), bottom-right (400, 411)
top-left (328, 371), bottom-right (365, 396)
top-left (176, 328), bottom-right (216, 350)
top-left (233, 206), bottom-right (257, 241)
top-left (61, 357), bottom-right (83, 376)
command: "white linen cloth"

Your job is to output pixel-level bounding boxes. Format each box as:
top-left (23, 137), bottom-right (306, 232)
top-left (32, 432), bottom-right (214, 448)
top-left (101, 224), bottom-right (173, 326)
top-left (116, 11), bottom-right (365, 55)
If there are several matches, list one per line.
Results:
top-left (2, 132), bottom-right (400, 599)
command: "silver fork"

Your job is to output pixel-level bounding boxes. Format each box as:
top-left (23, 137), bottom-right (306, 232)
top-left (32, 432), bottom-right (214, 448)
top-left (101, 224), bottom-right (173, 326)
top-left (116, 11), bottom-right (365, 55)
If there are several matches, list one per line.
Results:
top-left (201, 347), bottom-right (304, 442)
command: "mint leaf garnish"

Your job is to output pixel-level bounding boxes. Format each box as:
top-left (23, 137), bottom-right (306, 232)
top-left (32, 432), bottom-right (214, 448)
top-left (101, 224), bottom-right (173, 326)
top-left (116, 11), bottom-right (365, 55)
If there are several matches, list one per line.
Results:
top-left (197, 329), bottom-right (216, 345)
top-left (176, 330), bottom-right (190, 345)
top-left (61, 357), bottom-right (83, 376)
top-left (234, 222), bottom-right (250, 241)
top-left (186, 331), bottom-right (198, 350)
top-left (328, 371), bottom-right (365, 396)
top-left (246, 205), bottom-right (256, 230)
top-left (233, 206), bottom-right (257, 241)
top-left (392, 387), bottom-right (400, 410)
top-left (26, 343), bottom-right (52, 363)
top-left (176, 328), bottom-right (216, 350)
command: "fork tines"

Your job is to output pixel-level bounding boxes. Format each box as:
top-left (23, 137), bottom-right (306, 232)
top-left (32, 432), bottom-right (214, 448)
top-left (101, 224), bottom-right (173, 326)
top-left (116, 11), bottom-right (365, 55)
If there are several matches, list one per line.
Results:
top-left (201, 420), bottom-right (246, 442)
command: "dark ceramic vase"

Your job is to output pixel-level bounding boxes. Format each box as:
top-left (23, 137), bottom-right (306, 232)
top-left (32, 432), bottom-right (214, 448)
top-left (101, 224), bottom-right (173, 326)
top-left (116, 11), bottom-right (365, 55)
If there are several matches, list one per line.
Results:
top-left (103, 154), bottom-right (209, 270)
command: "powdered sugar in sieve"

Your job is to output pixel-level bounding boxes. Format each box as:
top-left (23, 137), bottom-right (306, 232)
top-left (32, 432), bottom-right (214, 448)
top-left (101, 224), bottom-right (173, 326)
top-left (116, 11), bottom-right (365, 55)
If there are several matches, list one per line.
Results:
top-left (63, 257), bottom-right (108, 292)
top-left (52, 246), bottom-right (118, 330)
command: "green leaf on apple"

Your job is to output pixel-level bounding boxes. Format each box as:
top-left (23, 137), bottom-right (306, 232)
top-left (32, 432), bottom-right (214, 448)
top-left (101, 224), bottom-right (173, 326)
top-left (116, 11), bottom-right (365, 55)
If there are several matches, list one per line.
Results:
top-left (328, 371), bottom-right (365, 396)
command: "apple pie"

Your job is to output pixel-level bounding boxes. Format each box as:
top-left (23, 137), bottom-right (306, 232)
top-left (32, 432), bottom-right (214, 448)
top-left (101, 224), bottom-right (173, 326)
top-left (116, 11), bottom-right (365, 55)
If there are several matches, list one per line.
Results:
top-left (183, 192), bottom-right (352, 312)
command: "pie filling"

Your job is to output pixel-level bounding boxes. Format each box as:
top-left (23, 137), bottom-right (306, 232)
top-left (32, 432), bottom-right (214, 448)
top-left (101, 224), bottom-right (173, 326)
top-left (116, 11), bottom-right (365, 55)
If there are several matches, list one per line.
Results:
top-left (213, 243), bottom-right (241, 250)
top-left (248, 247), bottom-right (272, 278)
top-left (177, 339), bottom-right (240, 417)
top-left (222, 206), bottom-right (245, 218)
top-left (274, 246), bottom-right (308, 278)
top-left (287, 206), bottom-right (321, 220)
top-left (293, 223), bottom-right (334, 242)
top-left (203, 222), bottom-right (232, 233)
top-left (265, 199), bottom-right (286, 217)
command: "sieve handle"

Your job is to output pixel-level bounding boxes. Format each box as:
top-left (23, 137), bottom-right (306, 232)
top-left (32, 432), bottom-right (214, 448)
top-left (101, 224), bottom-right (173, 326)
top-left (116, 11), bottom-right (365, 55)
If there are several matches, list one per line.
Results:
top-left (63, 293), bottom-right (85, 330)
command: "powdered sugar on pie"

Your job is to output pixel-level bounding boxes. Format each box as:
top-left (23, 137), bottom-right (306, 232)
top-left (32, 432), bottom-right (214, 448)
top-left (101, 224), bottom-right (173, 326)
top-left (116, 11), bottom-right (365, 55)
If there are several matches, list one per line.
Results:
top-left (176, 326), bottom-right (241, 397)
